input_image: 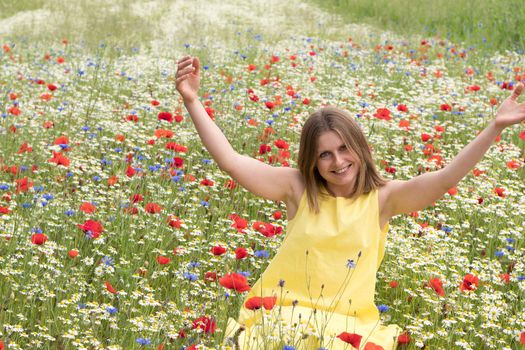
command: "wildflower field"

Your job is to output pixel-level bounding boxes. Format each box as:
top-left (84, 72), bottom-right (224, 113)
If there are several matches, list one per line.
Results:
top-left (0, 0), bottom-right (524, 349)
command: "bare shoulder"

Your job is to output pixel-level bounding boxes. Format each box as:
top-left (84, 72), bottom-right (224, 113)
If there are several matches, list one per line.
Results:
top-left (378, 180), bottom-right (405, 224)
top-left (283, 168), bottom-right (305, 220)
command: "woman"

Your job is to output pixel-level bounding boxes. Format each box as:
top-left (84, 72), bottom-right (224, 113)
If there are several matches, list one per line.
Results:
top-left (175, 56), bottom-right (525, 349)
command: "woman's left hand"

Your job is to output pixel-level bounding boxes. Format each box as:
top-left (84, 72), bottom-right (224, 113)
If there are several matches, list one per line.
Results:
top-left (495, 83), bottom-right (525, 129)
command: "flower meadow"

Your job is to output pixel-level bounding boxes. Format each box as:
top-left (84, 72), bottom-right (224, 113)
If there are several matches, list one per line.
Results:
top-left (1, 22), bottom-right (525, 350)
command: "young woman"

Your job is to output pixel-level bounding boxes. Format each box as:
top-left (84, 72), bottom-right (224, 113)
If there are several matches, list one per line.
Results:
top-left (176, 56), bottom-right (525, 349)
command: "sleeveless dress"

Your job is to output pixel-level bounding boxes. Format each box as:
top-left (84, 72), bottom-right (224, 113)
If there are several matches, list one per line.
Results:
top-left (224, 189), bottom-right (401, 349)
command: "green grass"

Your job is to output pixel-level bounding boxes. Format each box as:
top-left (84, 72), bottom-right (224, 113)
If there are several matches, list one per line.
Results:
top-left (309, 0), bottom-right (525, 53)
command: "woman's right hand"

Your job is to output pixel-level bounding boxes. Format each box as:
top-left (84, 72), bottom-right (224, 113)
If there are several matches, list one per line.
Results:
top-left (176, 56), bottom-right (200, 103)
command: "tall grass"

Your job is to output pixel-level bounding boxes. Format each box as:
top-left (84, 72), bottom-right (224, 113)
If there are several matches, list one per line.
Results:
top-left (310, 0), bottom-right (525, 53)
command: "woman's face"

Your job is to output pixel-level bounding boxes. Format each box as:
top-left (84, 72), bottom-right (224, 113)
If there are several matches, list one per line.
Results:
top-left (315, 130), bottom-right (360, 197)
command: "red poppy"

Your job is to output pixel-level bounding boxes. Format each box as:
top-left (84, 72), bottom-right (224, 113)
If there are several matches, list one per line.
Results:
top-left (460, 273), bottom-right (479, 292)
top-left (274, 139), bottom-right (289, 149)
top-left (253, 221), bottom-right (282, 237)
top-left (131, 194), bottom-right (144, 203)
top-left (48, 151), bottom-right (70, 167)
top-left (17, 142), bottom-right (32, 154)
top-left (520, 332), bottom-right (525, 345)
top-left (389, 280), bottom-right (399, 288)
top-left (31, 233), bottom-right (48, 245)
top-left (80, 202), bottom-right (96, 214)
top-left (337, 332), bottom-right (362, 348)
top-left (151, 99), bottom-right (160, 106)
top-left (520, 130), bottom-right (525, 141)
top-left (398, 332), bottom-right (410, 344)
top-left (15, 177), bottom-right (33, 193)
top-left (397, 104), bottom-right (408, 112)
top-left (259, 144), bottom-right (271, 154)
top-left (273, 211), bottom-right (282, 220)
top-left (421, 133), bottom-right (432, 142)
top-left (0, 339), bottom-right (4, 350)
top-left (204, 271), bottom-right (218, 282)
top-left (224, 179), bottom-right (237, 190)
top-left (192, 316), bottom-right (216, 334)
top-left (126, 166), bottom-right (136, 177)
top-left (440, 104), bottom-right (452, 111)
top-left (219, 273), bottom-right (250, 292)
top-left (168, 215), bottom-right (182, 228)
top-left (105, 281), bottom-right (117, 294)
top-left (173, 157), bottom-right (184, 168)
top-left (363, 342), bottom-right (384, 350)
top-left (205, 107), bottom-right (214, 119)
top-left (230, 214), bottom-right (247, 233)
top-left (429, 277), bottom-right (445, 297)
top-left (373, 108), bottom-right (392, 121)
top-left (506, 160), bottom-right (521, 169)
top-left (77, 220), bottom-right (104, 238)
top-left (265, 101), bottom-right (275, 110)
top-left (235, 247), bottom-right (248, 260)
top-left (154, 129), bottom-right (174, 139)
top-left (145, 203), bottom-right (162, 214)
top-left (68, 249), bottom-right (79, 258)
top-left (157, 256), bottom-right (170, 265)
top-left (210, 245), bottom-right (226, 256)
top-left (200, 179), bottom-right (214, 186)
top-left (494, 187), bottom-right (506, 198)
top-left (499, 273), bottom-right (510, 284)
top-left (158, 111), bottom-right (173, 123)
top-left (245, 296), bottom-right (277, 310)
top-left (0, 205), bottom-right (10, 215)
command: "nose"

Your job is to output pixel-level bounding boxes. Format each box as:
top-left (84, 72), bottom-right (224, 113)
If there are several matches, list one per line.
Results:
top-left (333, 152), bottom-right (345, 167)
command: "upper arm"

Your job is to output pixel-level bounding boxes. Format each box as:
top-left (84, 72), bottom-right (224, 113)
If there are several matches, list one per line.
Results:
top-left (221, 153), bottom-right (301, 203)
top-left (382, 169), bottom-right (451, 219)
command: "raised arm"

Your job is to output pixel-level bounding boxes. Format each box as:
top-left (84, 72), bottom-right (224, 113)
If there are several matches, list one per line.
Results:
top-left (382, 84), bottom-right (525, 219)
top-left (175, 56), bottom-right (300, 203)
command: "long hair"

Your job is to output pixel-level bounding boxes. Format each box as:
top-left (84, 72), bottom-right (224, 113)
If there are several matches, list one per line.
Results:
top-left (297, 106), bottom-right (387, 213)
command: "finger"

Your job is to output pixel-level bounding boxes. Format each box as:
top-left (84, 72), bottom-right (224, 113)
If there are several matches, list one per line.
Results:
top-left (176, 75), bottom-right (190, 85)
top-left (510, 83), bottom-right (524, 101)
top-left (176, 65), bottom-right (195, 77)
top-left (177, 58), bottom-right (194, 71)
top-left (176, 55), bottom-right (192, 64)
top-left (192, 57), bottom-right (201, 74)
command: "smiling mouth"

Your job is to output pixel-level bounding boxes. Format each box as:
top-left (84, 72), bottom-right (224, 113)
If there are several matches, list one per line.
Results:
top-left (332, 164), bottom-right (352, 174)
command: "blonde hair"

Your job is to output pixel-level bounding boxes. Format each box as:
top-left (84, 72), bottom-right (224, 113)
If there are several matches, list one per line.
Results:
top-left (297, 106), bottom-right (387, 213)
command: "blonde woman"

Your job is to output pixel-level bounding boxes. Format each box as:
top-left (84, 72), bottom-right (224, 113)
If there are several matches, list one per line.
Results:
top-left (176, 56), bottom-right (525, 349)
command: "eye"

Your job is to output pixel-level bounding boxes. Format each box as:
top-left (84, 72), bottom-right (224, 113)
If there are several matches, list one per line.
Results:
top-left (319, 151), bottom-right (330, 159)
top-left (339, 144), bottom-right (348, 152)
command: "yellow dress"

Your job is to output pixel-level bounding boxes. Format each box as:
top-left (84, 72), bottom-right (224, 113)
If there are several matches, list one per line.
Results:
top-left (224, 189), bottom-right (401, 349)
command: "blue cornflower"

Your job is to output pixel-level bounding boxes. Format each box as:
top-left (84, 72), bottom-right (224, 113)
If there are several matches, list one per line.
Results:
top-left (42, 193), bottom-right (54, 201)
top-left (171, 176), bottom-right (181, 182)
top-left (346, 259), bottom-right (356, 269)
top-left (0, 184), bottom-right (9, 190)
top-left (183, 272), bottom-right (198, 281)
top-left (114, 147), bottom-right (122, 153)
top-left (101, 256), bottom-right (114, 267)
top-left (188, 261), bottom-right (200, 268)
top-left (32, 228), bottom-right (43, 233)
top-left (506, 245), bottom-right (515, 252)
top-left (106, 306), bottom-right (118, 315)
top-left (517, 276), bottom-right (525, 282)
top-left (92, 175), bottom-right (101, 182)
top-left (66, 172), bottom-right (74, 177)
top-left (65, 209), bottom-right (75, 216)
top-left (495, 250), bottom-right (505, 257)
top-left (377, 304), bottom-right (389, 313)
top-left (202, 159), bottom-right (212, 164)
top-left (254, 250), bottom-right (269, 258)
top-left (81, 125), bottom-right (90, 131)
top-left (136, 337), bottom-right (151, 346)
top-left (201, 200), bottom-right (209, 207)
top-left (506, 237), bottom-right (515, 243)
top-left (237, 271), bottom-right (251, 277)
top-left (283, 345), bottom-right (295, 350)
top-left (78, 303), bottom-right (87, 309)
top-left (33, 185), bottom-right (44, 192)
top-left (22, 203), bottom-right (31, 208)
